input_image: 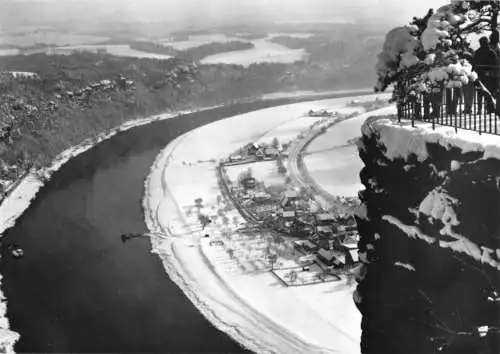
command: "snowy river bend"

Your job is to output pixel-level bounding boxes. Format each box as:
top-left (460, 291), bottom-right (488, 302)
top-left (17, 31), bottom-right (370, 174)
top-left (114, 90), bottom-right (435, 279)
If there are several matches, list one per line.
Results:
top-left (0, 91), bottom-right (371, 352)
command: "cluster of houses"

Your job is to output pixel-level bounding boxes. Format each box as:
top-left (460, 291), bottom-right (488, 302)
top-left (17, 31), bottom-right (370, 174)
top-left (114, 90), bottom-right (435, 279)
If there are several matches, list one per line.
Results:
top-left (232, 172), bottom-right (359, 270)
top-left (307, 109), bottom-right (337, 117)
top-left (227, 142), bottom-right (285, 164)
top-left (292, 211), bottom-right (359, 269)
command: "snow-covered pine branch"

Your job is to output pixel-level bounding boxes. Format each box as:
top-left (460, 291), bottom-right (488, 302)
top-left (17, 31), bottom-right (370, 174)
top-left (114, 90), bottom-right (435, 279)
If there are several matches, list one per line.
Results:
top-left (374, 0), bottom-right (500, 104)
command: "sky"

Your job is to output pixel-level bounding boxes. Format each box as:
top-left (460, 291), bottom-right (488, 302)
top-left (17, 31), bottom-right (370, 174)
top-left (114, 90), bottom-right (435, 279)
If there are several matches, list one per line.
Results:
top-left (0, 0), bottom-right (450, 29)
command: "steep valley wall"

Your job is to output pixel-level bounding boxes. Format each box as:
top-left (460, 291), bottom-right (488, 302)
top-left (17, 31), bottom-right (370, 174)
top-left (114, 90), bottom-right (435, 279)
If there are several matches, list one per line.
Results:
top-left (354, 116), bottom-right (500, 354)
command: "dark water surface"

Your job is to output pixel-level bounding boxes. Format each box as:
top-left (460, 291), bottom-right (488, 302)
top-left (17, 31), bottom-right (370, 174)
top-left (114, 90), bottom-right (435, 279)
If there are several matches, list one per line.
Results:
top-left (0, 92), bottom-right (372, 353)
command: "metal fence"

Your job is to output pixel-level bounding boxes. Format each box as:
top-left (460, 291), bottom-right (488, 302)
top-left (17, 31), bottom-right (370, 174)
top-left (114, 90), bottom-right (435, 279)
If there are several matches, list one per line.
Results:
top-left (398, 81), bottom-right (500, 135)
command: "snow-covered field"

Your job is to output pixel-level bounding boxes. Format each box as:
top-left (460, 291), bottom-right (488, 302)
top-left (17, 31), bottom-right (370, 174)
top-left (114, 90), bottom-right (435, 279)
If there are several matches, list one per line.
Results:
top-left (201, 38), bottom-right (306, 66)
top-left (304, 97), bottom-right (394, 198)
top-left (161, 34), bottom-right (241, 50)
top-left (143, 96), bottom-right (388, 354)
top-left (160, 32), bottom-right (310, 67)
top-left (256, 115), bottom-right (324, 145)
top-left (48, 44), bottom-right (173, 59)
top-left (260, 88), bottom-right (373, 100)
top-left (0, 48), bottom-right (21, 56)
top-left (225, 161), bottom-right (286, 187)
top-left (199, 33), bottom-right (309, 66)
top-left (161, 33), bottom-right (312, 51)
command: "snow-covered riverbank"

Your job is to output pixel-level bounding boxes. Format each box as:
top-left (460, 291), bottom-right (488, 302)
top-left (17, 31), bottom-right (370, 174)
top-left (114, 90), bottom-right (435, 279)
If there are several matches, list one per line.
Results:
top-left (0, 88), bottom-right (377, 353)
top-left (143, 95), bottom-right (388, 354)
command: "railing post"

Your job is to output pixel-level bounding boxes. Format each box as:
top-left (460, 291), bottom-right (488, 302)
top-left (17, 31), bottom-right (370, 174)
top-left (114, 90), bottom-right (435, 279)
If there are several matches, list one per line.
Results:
top-left (397, 78), bottom-right (500, 136)
top-left (458, 92), bottom-right (462, 129)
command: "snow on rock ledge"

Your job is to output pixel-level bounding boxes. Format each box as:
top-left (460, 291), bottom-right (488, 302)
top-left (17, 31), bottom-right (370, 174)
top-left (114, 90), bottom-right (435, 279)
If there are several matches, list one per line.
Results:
top-left (361, 115), bottom-right (500, 161)
top-left (355, 116), bottom-right (500, 353)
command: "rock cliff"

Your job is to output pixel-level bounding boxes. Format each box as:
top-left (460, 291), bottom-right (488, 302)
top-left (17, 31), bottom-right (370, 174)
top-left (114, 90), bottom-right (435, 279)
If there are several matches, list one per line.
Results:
top-left (355, 116), bottom-right (500, 354)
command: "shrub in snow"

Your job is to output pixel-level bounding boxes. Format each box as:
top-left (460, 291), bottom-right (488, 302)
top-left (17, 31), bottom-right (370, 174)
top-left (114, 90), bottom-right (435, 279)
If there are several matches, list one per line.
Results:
top-left (450, 160), bottom-right (461, 171)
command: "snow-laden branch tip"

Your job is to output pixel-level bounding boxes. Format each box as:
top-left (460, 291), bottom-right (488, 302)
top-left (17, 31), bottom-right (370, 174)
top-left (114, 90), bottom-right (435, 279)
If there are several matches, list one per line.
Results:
top-left (374, 0), bottom-right (493, 102)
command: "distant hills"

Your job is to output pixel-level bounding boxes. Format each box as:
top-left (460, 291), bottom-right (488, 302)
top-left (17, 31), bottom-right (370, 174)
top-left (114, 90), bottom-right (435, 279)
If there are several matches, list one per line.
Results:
top-left (0, 0), bottom-right (435, 35)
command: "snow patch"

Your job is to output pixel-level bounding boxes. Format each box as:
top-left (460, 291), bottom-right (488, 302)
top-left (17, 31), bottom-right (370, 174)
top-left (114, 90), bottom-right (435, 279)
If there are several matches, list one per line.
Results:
top-left (478, 325), bottom-right (489, 337)
top-left (418, 187), bottom-right (459, 234)
top-left (367, 178), bottom-right (377, 188)
top-left (450, 160), bottom-right (461, 171)
top-left (362, 116), bottom-right (500, 161)
top-left (394, 262), bottom-right (416, 272)
top-left (383, 215), bottom-right (500, 271)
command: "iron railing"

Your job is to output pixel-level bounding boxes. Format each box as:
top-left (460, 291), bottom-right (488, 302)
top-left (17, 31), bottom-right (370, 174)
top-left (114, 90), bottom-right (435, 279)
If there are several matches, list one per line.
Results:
top-left (398, 79), bottom-right (500, 135)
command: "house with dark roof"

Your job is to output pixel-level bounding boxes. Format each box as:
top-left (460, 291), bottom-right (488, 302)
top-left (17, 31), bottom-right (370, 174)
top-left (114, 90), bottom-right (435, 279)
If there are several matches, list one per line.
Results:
top-left (280, 190), bottom-right (298, 208)
top-left (317, 249), bottom-right (346, 267)
top-left (253, 191), bottom-right (271, 203)
top-left (315, 213), bottom-right (336, 225)
top-left (247, 143), bottom-right (261, 155)
top-left (282, 210), bottom-right (296, 220)
top-left (293, 240), bottom-right (318, 253)
top-left (263, 147), bottom-right (280, 158)
top-left (316, 225), bottom-right (334, 236)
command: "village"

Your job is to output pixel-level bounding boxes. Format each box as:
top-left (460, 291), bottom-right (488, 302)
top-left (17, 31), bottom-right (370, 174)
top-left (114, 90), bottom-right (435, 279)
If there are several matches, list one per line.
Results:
top-left (194, 113), bottom-right (361, 287)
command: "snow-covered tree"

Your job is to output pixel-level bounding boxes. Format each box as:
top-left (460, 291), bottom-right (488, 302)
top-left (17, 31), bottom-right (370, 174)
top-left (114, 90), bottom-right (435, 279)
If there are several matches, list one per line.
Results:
top-left (375, 1), bottom-right (499, 104)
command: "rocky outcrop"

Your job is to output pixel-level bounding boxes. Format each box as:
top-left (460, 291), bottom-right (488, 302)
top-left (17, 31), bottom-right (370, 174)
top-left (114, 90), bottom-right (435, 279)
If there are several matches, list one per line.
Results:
top-left (355, 116), bottom-right (500, 354)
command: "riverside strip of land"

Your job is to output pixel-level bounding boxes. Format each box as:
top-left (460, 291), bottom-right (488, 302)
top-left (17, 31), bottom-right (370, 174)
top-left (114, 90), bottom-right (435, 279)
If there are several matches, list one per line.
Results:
top-left (144, 95), bottom-right (393, 354)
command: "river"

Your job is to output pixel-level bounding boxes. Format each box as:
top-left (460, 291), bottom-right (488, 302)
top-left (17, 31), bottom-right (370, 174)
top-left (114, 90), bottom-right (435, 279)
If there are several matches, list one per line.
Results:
top-left (0, 91), bottom-right (372, 352)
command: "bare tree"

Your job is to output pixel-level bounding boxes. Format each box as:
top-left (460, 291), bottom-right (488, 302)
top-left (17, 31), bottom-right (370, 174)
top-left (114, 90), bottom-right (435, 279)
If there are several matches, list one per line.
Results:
top-left (268, 253), bottom-right (278, 270)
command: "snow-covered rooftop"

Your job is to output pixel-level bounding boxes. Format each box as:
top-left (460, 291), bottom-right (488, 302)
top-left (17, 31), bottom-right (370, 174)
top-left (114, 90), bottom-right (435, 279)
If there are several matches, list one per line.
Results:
top-left (362, 115), bottom-right (500, 162)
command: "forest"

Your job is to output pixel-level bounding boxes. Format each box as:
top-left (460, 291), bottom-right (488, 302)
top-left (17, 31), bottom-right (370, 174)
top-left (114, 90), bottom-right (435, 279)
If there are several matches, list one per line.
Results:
top-left (0, 32), bottom-right (381, 192)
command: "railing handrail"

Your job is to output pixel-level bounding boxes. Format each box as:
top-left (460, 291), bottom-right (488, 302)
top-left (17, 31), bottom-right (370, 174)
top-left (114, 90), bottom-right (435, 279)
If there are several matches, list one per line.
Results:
top-left (397, 78), bottom-right (500, 135)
